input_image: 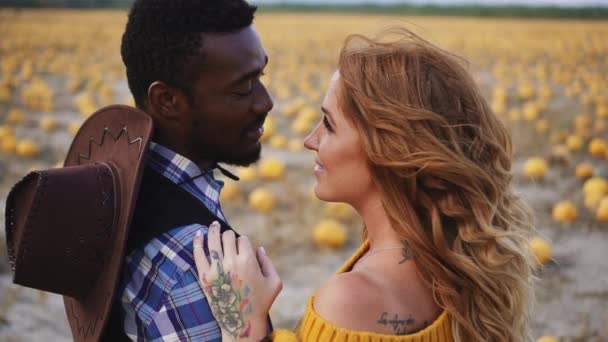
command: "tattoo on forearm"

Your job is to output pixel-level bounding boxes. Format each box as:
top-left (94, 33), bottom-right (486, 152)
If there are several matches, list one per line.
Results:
top-left (201, 251), bottom-right (253, 340)
top-left (398, 240), bottom-right (413, 264)
top-left (377, 312), bottom-right (416, 335)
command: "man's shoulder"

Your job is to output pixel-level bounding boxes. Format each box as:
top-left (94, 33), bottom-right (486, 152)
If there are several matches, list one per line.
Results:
top-left (125, 223), bottom-right (207, 278)
top-left (120, 223), bottom-right (210, 325)
top-left (119, 223), bottom-right (222, 340)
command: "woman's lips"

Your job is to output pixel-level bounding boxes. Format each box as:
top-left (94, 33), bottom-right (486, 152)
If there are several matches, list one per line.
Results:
top-left (314, 160), bottom-right (324, 173)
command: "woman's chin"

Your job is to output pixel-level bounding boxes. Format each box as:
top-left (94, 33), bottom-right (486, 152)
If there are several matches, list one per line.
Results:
top-left (313, 185), bottom-right (338, 203)
top-left (313, 185), bottom-right (326, 201)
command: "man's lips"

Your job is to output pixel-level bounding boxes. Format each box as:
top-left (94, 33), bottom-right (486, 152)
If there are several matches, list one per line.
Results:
top-left (244, 116), bottom-right (266, 141)
top-left (245, 124), bottom-right (264, 141)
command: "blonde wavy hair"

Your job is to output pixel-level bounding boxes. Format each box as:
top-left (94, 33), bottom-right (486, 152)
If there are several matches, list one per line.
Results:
top-left (336, 28), bottom-right (536, 342)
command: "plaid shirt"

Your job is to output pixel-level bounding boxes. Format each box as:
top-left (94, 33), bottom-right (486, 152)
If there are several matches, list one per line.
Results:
top-left (118, 142), bottom-right (228, 341)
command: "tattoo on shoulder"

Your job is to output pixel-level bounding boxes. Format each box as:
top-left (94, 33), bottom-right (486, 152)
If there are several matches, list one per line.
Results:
top-left (398, 240), bottom-right (413, 264)
top-left (377, 312), bottom-right (417, 335)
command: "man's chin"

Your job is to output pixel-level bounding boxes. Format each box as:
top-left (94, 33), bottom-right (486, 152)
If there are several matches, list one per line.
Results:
top-left (219, 142), bottom-right (262, 167)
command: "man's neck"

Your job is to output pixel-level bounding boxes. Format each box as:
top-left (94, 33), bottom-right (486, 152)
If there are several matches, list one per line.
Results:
top-left (195, 160), bottom-right (215, 171)
top-left (151, 137), bottom-right (215, 171)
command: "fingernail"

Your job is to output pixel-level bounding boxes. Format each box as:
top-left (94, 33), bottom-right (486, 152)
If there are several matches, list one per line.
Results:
top-left (211, 221), bottom-right (219, 228)
top-left (259, 246), bottom-right (266, 255)
top-left (195, 229), bottom-right (201, 238)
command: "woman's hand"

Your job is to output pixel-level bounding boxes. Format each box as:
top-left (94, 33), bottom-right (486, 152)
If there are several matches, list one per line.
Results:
top-left (193, 221), bottom-right (282, 341)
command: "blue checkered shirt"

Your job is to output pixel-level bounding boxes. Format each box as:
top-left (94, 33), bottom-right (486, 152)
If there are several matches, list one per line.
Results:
top-left (118, 142), bottom-right (228, 341)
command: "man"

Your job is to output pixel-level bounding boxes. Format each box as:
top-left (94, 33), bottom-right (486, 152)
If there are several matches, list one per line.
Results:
top-left (117, 0), bottom-right (273, 340)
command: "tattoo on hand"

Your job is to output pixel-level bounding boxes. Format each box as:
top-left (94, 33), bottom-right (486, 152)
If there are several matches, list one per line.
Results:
top-left (201, 251), bottom-right (253, 340)
top-left (398, 240), bottom-right (413, 264)
top-left (377, 312), bottom-right (416, 335)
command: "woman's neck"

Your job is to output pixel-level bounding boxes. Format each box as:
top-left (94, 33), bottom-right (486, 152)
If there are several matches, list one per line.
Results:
top-left (355, 193), bottom-right (403, 251)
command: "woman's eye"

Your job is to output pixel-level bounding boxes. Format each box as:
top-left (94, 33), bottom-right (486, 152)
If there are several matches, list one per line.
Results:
top-left (323, 116), bottom-right (333, 132)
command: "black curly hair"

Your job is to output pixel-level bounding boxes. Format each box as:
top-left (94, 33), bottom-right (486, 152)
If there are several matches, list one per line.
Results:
top-left (121, 0), bottom-right (257, 108)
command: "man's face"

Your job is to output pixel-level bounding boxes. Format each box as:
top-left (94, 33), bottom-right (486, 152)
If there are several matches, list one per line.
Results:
top-left (184, 26), bottom-right (273, 167)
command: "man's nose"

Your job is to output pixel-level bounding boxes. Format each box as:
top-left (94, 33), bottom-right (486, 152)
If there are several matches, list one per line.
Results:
top-left (253, 83), bottom-right (274, 114)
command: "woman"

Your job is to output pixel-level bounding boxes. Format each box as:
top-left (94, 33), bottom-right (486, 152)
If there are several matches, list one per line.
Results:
top-left (193, 28), bottom-right (536, 342)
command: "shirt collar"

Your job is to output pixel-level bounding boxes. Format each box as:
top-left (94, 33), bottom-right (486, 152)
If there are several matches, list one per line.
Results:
top-left (146, 141), bottom-right (224, 200)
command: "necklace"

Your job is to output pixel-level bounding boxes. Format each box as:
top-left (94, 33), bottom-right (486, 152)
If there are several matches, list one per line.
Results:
top-left (358, 246), bottom-right (403, 264)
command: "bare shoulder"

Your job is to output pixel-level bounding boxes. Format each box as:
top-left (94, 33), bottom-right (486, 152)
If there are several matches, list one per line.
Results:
top-left (314, 270), bottom-right (441, 335)
top-left (313, 271), bottom-right (386, 332)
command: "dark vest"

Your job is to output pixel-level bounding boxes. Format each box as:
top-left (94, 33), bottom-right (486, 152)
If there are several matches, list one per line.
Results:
top-left (103, 166), bottom-right (240, 341)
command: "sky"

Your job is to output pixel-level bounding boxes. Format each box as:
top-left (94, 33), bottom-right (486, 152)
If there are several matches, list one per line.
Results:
top-left (254, 0), bottom-right (608, 7)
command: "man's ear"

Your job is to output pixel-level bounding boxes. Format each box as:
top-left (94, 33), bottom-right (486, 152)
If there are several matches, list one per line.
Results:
top-left (147, 81), bottom-right (182, 121)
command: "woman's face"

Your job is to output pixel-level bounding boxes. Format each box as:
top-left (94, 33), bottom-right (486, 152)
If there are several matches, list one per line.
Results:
top-left (304, 71), bottom-right (375, 205)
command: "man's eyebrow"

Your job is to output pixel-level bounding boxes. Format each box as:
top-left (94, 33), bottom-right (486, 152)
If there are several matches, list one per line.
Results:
top-left (228, 55), bottom-right (269, 88)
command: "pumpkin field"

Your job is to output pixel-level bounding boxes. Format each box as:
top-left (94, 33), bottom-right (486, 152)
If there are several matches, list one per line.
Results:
top-left (0, 9), bottom-right (607, 342)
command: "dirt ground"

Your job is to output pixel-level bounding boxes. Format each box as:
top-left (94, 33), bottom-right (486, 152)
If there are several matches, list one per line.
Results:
top-left (1, 18), bottom-right (608, 342)
top-left (1, 140), bottom-right (608, 341)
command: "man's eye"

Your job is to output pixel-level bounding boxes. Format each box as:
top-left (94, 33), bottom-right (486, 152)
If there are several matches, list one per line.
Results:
top-left (236, 88), bottom-right (253, 96)
top-left (235, 74), bottom-right (264, 97)
top-left (235, 83), bottom-right (253, 96)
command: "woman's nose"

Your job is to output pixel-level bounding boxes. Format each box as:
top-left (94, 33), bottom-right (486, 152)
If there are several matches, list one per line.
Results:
top-left (304, 122), bottom-right (320, 151)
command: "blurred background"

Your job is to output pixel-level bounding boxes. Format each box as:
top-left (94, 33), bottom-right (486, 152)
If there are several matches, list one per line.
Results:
top-left (0, 0), bottom-right (607, 341)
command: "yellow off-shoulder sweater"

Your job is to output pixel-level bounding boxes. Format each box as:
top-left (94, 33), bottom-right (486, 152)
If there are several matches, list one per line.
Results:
top-left (271, 241), bottom-right (453, 342)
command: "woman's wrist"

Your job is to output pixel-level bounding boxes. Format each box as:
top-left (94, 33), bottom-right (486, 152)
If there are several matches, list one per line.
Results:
top-left (245, 315), bottom-right (270, 341)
